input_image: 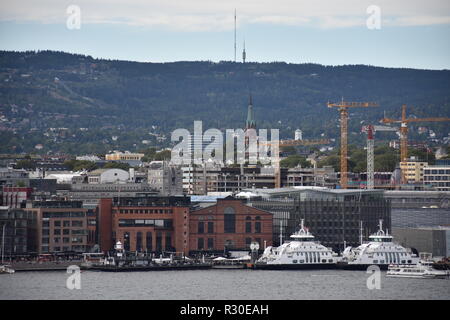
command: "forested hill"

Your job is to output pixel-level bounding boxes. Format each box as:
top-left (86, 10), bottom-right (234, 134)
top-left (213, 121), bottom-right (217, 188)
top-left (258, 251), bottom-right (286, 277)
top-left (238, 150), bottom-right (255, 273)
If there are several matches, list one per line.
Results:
top-left (0, 50), bottom-right (449, 155)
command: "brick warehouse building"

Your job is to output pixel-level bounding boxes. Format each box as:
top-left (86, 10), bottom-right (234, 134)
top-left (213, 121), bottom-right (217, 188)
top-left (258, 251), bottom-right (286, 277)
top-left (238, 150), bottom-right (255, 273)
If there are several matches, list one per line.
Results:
top-left (189, 197), bottom-right (273, 254)
top-left (98, 196), bottom-right (191, 254)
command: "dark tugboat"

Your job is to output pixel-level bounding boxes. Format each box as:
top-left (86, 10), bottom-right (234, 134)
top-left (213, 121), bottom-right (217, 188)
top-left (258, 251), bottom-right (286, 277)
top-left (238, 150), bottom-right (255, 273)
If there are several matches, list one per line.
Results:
top-left (90, 241), bottom-right (212, 272)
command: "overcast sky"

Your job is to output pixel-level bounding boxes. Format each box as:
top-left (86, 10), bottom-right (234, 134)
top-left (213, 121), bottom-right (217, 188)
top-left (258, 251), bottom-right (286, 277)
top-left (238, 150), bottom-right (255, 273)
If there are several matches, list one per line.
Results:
top-left (0, 0), bottom-right (449, 69)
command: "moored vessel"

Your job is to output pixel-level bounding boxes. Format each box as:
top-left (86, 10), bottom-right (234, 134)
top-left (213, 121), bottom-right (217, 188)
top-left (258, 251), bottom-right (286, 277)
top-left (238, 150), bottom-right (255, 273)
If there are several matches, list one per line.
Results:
top-left (255, 219), bottom-right (340, 270)
top-left (387, 260), bottom-right (449, 279)
top-left (338, 220), bottom-right (419, 271)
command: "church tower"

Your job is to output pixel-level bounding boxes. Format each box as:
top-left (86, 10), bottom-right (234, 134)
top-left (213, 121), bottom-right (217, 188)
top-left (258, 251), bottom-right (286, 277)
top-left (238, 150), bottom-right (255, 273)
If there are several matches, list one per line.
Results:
top-left (245, 94), bottom-right (256, 129)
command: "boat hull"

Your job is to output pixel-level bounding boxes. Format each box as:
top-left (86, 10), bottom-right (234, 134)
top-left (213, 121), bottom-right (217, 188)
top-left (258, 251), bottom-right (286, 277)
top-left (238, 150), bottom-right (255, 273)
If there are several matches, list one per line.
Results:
top-left (386, 273), bottom-right (448, 279)
top-left (212, 264), bottom-right (246, 269)
top-left (89, 264), bottom-right (212, 272)
top-left (337, 262), bottom-right (390, 271)
top-left (254, 263), bottom-right (337, 270)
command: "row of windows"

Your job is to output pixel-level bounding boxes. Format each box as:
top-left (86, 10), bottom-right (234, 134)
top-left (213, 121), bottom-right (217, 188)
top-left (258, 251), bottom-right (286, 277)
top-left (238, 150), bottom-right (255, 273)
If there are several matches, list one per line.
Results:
top-left (42, 229), bottom-right (86, 236)
top-left (424, 176), bottom-right (449, 181)
top-left (118, 219), bottom-right (173, 228)
top-left (424, 182), bottom-right (450, 187)
top-left (197, 238), bottom-right (214, 250)
top-left (42, 220), bottom-right (84, 228)
top-left (424, 169), bottom-right (450, 174)
top-left (43, 212), bottom-right (86, 218)
top-left (198, 222), bottom-right (214, 234)
top-left (120, 231), bottom-right (172, 252)
top-left (42, 237), bottom-right (84, 244)
top-left (117, 209), bottom-right (173, 214)
top-left (245, 222), bottom-right (261, 233)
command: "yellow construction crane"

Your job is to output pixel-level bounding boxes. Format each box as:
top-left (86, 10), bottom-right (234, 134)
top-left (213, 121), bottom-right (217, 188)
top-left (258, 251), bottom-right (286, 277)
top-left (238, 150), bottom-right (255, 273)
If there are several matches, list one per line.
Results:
top-left (261, 139), bottom-right (330, 188)
top-left (381, 104), bottom-right (450, 182)
top-left (327, 100), bottom-right (378, 189)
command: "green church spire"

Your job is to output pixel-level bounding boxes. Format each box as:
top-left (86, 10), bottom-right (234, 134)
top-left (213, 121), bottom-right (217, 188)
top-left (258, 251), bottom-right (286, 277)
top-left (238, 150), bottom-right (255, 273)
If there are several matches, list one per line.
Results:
top-left (246, 94), bottom-right (256, 129)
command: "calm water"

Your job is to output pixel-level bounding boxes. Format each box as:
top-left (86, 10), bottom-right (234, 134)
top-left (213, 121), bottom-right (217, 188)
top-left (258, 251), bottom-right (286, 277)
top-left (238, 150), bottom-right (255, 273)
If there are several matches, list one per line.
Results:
top-left (0, 269), bottom-right (449, 300)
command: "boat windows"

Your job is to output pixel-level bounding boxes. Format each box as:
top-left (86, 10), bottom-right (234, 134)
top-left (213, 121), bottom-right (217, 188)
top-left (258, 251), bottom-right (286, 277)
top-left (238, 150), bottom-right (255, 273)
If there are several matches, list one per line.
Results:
top-left (293, 260), bottom-right (298, 264)
top-left (373, 260), bottom-right (378, 263)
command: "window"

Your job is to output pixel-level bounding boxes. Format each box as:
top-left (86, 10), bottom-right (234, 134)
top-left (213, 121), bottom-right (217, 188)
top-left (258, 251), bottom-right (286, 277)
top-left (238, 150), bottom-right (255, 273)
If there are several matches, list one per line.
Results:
top-left (207, 238), bottom-right (214, 249)
top-left (54, 229), bottom-right (61, 235)
top-left (124, 232), bottom-right (130, 251)
top-left (198, 222), bottom-right (204, 234)
top-left (54, 221), bottom-right (61, 227)
top-left (63, 221), bottom-right (70, 227)
top-left (71, 237), bottom-right (83, 243)
top-left (255, 216), bottom-right (261, 233)
top-left (224, 207), bottom-right (236, 233)
top-left (63, 229), bottom-right (70, 235)
top-left (207, 222), bottom-right (214, 234)
top-left (72, 221), bottom-right (83, 227)
top-left (63, 237), bottom-right (70, 243)
top-left (146, 232), bottom-right (152, 251)
top-left (156, 232), bottom-right (162, 252)
top-left (136, 232), bottom-right (143, 252)
top-left (198, 238), bottom-right (204, 250)
top-left (165, 234), bottom-right (172, 250)
top-left (245, 237), bottom-right (252, 248)
top-left (245, 216), bottom-right (252, 233)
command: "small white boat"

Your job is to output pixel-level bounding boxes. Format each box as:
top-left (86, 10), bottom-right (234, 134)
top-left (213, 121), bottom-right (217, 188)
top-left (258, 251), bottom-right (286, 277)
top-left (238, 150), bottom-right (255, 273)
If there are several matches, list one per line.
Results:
top-left (0, 265), bottom-right (15, 274)
top-left (387, 260), bottom-right (449, 279)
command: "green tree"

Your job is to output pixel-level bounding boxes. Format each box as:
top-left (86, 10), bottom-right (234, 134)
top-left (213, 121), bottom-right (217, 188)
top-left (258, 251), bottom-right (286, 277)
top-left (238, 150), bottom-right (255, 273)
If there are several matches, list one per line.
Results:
top-left (14, 159), bottom-right (36, 170)
top-left (280, 155), bottom-right (311, 168)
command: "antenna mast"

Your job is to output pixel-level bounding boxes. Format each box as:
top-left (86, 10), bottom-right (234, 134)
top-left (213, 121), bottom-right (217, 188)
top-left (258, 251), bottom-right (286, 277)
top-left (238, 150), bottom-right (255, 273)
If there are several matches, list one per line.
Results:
top-left (234, 9), bottom-right (237, 62)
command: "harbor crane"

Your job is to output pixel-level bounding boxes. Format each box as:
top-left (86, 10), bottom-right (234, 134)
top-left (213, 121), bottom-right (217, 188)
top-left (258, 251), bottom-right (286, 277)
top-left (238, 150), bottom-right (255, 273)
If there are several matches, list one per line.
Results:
top-left (327, 100), bottom-right (378, 189)
top-left (381, 105), bottom-right (450, 183)
top-left (361, 125), bottom-right (397, 189)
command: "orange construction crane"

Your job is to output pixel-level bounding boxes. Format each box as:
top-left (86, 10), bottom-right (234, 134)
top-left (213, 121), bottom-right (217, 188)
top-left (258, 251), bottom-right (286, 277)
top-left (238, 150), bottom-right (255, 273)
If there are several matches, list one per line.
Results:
top-left (381, 104), bottom-right (450, 182)
top-left (327, 100), bottom-right (378, 189)
top-left (261, 139), bottom-right (330, 188)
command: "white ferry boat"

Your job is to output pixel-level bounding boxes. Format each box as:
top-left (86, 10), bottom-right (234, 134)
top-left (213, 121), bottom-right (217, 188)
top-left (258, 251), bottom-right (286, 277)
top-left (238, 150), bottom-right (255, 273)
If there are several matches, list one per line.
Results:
top-left (339, 220), bottom-right (419, 270)
top-left (256, 220), bottom-right (340, 270)
top-left (387, 261), bottom-right (449, 279)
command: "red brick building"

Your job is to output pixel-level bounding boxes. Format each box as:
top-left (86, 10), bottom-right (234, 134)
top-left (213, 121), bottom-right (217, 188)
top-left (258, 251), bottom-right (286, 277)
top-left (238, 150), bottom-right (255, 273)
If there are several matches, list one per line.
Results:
top-left (189, 197), bottom-right (272, 253)
top-left (98, 196), bottom-right (190, 254)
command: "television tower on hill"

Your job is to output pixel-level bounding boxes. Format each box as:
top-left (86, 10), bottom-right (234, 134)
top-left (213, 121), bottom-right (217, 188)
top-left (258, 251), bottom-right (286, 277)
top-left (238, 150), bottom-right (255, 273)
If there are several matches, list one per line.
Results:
top-left (234, 9), bottom-right (237, 62)
top-left (242, 40), bottom-right (246, 63)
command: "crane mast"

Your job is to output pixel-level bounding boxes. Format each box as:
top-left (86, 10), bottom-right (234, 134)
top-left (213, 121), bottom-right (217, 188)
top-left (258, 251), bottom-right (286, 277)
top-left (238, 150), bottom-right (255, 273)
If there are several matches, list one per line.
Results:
top-left (327, 100), bottom-right (378, 189)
